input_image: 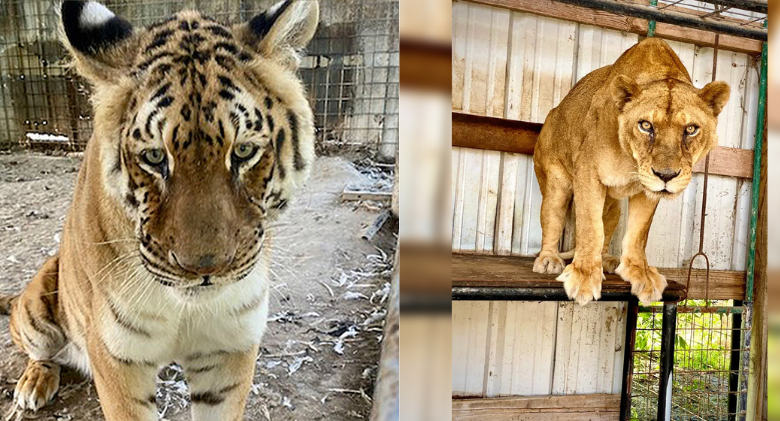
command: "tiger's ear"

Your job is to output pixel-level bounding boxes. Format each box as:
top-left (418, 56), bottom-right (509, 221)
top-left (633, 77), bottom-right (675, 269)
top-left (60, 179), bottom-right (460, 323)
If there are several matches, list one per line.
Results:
top-left (60, 1), bottom-right (140, 84)
top-left (610, 75), bottom-right (640, 111)
top-left (235, 0), bottom-right (319, 69)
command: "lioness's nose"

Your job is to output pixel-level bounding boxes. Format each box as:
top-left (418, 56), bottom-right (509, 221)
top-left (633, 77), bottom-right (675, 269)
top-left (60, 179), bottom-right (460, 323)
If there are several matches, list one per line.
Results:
top-left (652, 167), bottom-right (680, 182)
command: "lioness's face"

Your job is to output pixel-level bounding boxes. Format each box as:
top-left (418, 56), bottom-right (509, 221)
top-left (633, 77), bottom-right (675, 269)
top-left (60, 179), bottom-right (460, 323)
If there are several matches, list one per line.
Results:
top-left (611, 76), bottom-right (730, 199)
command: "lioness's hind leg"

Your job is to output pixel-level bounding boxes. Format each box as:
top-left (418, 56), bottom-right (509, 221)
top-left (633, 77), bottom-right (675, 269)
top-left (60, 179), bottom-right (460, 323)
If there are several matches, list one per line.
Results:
top-left (601, 197), bottom-right (622, 273)
top-left (9, 256), bottom-right (66, 411)
top-left (533, 168), bottom-right (572, 275)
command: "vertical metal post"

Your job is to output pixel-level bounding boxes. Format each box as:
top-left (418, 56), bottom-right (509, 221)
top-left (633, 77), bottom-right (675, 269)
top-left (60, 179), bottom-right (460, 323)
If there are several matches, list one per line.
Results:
top-left (647, 0), bottom-right (658, 37)
top-left (729, 300), bottom-right (744, 420)
top-left (657, 303), bottom-right (677, 421)
top-left (620, 301), bottom-right (639, 421)
top-left (740, 19), bottom-right (767, 421)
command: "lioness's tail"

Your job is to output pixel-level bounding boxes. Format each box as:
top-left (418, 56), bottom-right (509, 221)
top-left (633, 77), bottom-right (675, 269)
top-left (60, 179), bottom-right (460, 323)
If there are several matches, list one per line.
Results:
top-left (0, 294), bottom-right (18, 315)
top-left (558, 250), bottom-right (575, 260)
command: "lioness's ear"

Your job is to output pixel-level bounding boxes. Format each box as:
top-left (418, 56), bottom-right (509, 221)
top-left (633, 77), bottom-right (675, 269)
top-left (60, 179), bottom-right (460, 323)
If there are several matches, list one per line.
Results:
top-left (235, 0), bottom-right (319, 69)
top-left (610, 75), bottom-right (640, 111)
top-left (698, 81), bottom-right (730, 116)
top-left (61, 1), bottom-right (139, 84)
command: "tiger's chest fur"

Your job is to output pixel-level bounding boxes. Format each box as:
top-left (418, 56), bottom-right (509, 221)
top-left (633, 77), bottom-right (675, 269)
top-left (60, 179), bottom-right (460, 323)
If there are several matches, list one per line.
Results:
top-left (58, 256), bottom-right (270, 375)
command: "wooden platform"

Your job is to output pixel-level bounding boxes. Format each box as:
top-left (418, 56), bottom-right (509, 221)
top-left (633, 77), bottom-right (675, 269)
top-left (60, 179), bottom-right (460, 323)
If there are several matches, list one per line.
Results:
top-left (452, 394), bottom-right (620, 421)
top-left (452, 253), bottom-right (747, 302)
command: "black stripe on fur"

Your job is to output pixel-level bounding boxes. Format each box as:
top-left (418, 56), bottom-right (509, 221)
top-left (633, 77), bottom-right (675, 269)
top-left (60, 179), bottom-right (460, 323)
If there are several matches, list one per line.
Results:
top-left (0, 294), bottom-right (18, 315)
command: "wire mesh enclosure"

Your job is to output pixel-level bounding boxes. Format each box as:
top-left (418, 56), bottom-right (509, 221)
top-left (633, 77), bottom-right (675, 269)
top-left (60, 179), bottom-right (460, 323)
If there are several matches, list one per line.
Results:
top-left (0, 0), bottom-right (399, 161)
top-left (628, 302), bottom-right (750, 421)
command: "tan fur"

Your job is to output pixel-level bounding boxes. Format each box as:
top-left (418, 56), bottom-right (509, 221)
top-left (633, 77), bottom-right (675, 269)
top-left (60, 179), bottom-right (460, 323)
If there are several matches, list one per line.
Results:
top-left (532, 38), bottom-right (730, 305)
top-left (2, 1), bottom-right (318, 419)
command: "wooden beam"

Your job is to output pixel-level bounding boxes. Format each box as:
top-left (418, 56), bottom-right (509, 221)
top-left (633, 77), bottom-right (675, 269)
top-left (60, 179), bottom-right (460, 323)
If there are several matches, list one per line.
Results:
top-left (452, 112), bottom-right (540, 155)
top-left (749, 117), bottom-right (768, 419)
top-left (464, 0), bottom-right (763, 55)
top-left (453, 394), bottom-right (620, 421)
top-left (452, 112), bottom-right (754, 179)
top-left (370, 241), bottom-right (399, 421)
top-left (341, 189), bottom-right (393, 202)
top-left (400, 38), bottom-right (451, 92)
top-left (452, 253), bottom-right (746, 300)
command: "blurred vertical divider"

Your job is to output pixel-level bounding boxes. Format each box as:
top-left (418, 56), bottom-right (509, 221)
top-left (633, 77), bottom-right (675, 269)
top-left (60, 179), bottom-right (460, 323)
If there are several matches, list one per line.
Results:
top-left (398, 0), bottom-right (453, 419)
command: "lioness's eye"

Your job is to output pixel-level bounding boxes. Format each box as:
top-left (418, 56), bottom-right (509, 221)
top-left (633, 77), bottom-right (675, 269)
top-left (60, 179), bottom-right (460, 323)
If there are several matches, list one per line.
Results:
top-left (142, 148), bottom-right (166, 166)
top-left (232, 143), bottom-right (258, 162)
top-left (638, 120), bottom-right (653, 132)
top-left (685, 125), bottom-right (699, 136)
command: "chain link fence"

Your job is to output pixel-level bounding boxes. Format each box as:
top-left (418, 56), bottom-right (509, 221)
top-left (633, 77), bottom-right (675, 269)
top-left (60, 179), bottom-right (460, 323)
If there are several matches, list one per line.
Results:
top-left (0, 0), bottom-right (398, 161)
top-left (629, 302), bottom-right (750, 421)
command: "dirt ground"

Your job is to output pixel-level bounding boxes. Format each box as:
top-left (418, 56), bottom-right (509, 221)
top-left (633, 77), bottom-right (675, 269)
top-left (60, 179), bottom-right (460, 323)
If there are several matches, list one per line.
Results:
top-left (0, 151), bottom-right (396, 421)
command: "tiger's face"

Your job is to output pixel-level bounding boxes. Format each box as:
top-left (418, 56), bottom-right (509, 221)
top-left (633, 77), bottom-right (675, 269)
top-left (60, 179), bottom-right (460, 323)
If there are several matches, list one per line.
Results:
top-left (61, 0), bottom-right (318, 288)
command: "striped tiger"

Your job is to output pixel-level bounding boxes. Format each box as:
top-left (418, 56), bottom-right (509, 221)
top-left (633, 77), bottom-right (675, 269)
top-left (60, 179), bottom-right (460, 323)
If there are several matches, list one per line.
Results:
top-left (0, 0), bottom-right (318, 419)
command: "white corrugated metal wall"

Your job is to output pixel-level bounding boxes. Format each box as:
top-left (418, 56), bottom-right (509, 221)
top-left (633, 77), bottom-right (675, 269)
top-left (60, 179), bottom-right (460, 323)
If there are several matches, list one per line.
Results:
top-left (451, 1), bottom-right (760, 398)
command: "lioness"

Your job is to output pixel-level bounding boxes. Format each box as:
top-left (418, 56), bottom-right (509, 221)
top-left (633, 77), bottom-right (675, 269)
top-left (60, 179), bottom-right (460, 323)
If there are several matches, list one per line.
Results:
top-left (532, 38), bottom-right (730, 306)
top-left (0, 0), bottom-right (317, 419)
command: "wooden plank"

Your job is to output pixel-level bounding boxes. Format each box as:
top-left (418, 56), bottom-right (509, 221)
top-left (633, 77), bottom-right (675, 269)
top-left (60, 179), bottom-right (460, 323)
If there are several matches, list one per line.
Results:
top-left (692, 147), bottom-right (755, 179)
top-left (466, 302), bottom-right (490, 395)
top-left (452, 112), bottom-right (540, 155)
top-left (660, 267), bottom-right (747, 301)
top-left (452, 394), bottom-right (620, 420)
top-left (369, 245), bottom-right (399, 421)
top-left (484, 301), bottom-right (504, 396)
top-left (749, 119), bottom-right (767, 419)
top-left (452, 112), bottom-right (754, 179)
top-left (452, 253), bottom-right (746, 300)
top-left (464, 0), bottom-right (763, 55)
top-left (341, 189), bottom-right (393, 202)
top-left (452, 302), bottom-right (471, 394)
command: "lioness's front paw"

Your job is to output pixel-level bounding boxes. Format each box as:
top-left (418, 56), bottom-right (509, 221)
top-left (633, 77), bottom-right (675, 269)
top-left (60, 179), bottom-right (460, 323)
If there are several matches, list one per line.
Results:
top-left (556, 263), bottom-right (603, 305)
top-left (14, 360), bottom-right (60, 411)
top-left (615, 260), bottom-right (667, 305)
top-left (533, 253), bottom-right (565, 274)
top-left (602, 254), bottom-right (621, 274)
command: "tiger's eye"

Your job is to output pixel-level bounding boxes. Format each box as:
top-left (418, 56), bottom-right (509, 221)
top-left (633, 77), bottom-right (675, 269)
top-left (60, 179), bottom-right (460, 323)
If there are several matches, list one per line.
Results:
top-left (639, 120), bottom-right (653, 132)
top-left (233, 143), bottom-right (256, 159)
top-left (143, 148), bottom-right (165, 165)
top-left (685, 125), bottom-right (699, 135)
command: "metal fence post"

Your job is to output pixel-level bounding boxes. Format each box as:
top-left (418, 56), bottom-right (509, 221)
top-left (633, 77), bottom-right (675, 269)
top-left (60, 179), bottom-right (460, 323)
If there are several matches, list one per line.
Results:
top-left (658, 303), bottom-right (678, 421)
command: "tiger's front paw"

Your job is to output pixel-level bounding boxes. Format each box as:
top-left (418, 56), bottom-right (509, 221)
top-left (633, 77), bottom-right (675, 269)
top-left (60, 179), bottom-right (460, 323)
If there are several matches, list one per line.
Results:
top-left (615, 259), bottom-right (667, 305)
top-left (556, 262), bottom-right (603, 305)
top-left (533, 252), bottom-right (565, 274)
top-left (14, 360), bottom-right (60, 411)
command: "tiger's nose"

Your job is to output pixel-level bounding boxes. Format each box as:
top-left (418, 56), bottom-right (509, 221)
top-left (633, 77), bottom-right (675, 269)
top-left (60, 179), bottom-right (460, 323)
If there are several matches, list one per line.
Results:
top-left (652, 167), bottom-right (681, 183)
top-left (172, 252), bottom-right (229, 275)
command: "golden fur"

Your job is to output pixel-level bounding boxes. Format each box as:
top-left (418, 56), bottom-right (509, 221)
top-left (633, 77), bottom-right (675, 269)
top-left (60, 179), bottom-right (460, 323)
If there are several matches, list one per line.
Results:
top-left (532, 38), bottom-right (730, 305)
top-left (1, 1), bottom-right (318, 419)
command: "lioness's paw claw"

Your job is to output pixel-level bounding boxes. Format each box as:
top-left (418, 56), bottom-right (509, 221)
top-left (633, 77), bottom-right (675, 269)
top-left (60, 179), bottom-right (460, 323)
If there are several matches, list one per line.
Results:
top-left (533, 254), bottom-right (565, 274)
top-left (602, 254), bottom-right (621, 273)
top-left (14, 360), bottom-right (60, 412)
top-left (615, 261), bottom-right (667, 305)
top-left (556, 263), bottom-right (602, 305)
